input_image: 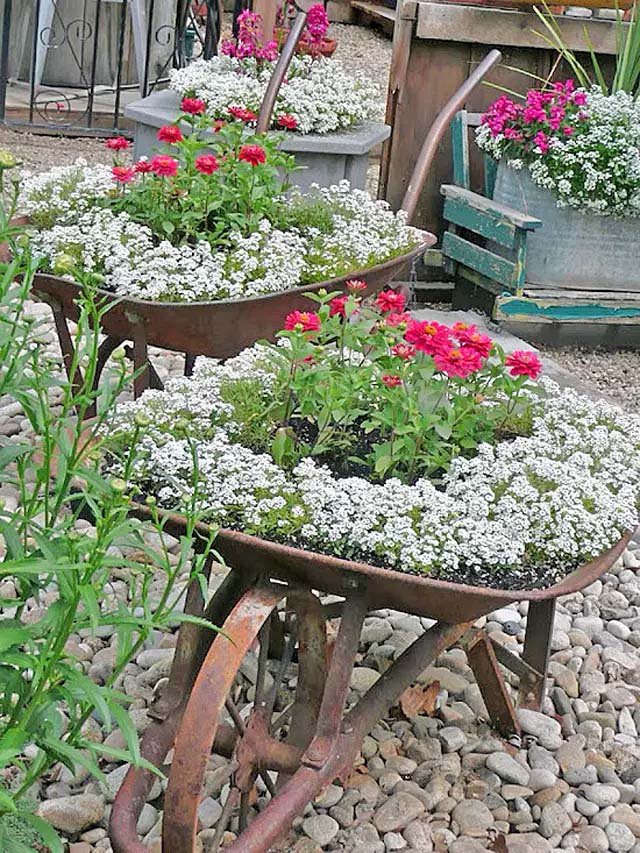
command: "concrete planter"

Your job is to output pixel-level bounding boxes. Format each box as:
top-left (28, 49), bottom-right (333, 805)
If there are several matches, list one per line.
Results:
top-left (125, 89), bottom-right (391, 193)
top-left (493, 163), bottom-right (640, 292)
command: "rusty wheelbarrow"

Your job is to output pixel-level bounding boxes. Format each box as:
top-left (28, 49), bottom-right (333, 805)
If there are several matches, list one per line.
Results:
top-left (109, 509), bottom-right (630, 852)
top-left (27, 14), bottom-right (501, 412)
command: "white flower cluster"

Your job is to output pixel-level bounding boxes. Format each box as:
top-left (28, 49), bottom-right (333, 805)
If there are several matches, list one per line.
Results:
top-left (19, 159), bottom-right (114, 227)
top-left (300, 183), bottom-right (422, 281)
top-left (26, 170), bottom-right (419, 303)
top-left (476, 88), bottom-right (640, 218)
top-left (170, 55), bottom-right (380, 134)
top-left (101, 353), bottom-right (640, 579)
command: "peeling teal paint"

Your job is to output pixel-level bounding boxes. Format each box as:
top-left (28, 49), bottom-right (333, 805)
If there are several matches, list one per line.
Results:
top-left (496, 297), bottom-right (640, 322)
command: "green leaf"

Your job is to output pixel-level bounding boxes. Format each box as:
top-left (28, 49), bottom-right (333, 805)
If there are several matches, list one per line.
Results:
top-left (0, 787), bottom-right (17, 815)
top-left (89, 743), bottom-right (164, 779)
top-left (110, 703), bottom-right (140, 764)
top-left (41, 737), bottom-right (106, 784)
top-left (0, 730), bottom-right (28, 767)
top-left (0, 625), bottom-right (30, 654)
top-left (79, 584), bottom-right (101, 630)
top-left (20, 811), bottom-right (64, 853)
top-left (435, 422), bottom-right (452, 440)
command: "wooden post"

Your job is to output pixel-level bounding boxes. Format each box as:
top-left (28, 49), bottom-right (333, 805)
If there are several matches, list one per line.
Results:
top-left (254, 0), bottom-right (278, 44)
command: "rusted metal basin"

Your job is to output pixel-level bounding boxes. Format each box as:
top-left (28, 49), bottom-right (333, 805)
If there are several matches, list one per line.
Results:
top-left (147, 510), bottom-right (632, 624)
top-left (31, 232), bottom-right (434, 360)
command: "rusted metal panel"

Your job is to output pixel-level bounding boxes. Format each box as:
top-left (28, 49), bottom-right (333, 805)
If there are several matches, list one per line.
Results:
top-left (467, 634), bottom-right (520, 738)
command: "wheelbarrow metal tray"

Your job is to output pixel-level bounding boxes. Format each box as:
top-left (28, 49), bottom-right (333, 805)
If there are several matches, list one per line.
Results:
top-left (155, 511), bottom-right (632, 623)
top-left (31, 232), bottom-right (433, 359)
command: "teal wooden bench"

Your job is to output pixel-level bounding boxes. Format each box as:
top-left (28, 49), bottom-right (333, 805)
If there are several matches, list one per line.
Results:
top-left (441, 110), bottom-right (640, 329)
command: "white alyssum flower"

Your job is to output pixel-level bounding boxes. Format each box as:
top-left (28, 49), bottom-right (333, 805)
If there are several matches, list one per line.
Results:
top-left (100, 353), bottom-right (640, 580)
top-left (476, 88), bottom-right (640, 218)
top-left (25, 173), bottom-right (420, 304)
top-left (170, 55), bottom-right (380, 134)
top-left (19, 160), bottom-right (114, 227)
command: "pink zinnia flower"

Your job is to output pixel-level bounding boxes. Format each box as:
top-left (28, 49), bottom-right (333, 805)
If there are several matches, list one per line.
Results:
top-left (277, 114), bottom-right (298, 130)
top-left (454, 324), bottom-right (493, 359)
top-left (212, 119), bottom-right (225, 133)
top-left (346, 279), bottom-right (367, 292)
top-left (375, 290), bottom-right (406, 313)
top-left (111, 166), bottom-right (135, 184)
top-left (239, 144), bottom-right (266, 166)
top-left (385, 311), bottom-right (411, 329)
top-left (404, 319), bottom-right (450, 355)
top-left (284, 311), bottom-right (321, 332)
top-left (195, 154), bottom-right (220, 175)
top-left (228, 106), bottom-right (258, 123)
top-left (157, 125), bottom-right (183, 144)
top-left (150, 155), bottom-right (179, 177)
top-left (391, 344), bottom-right (415, 360)
top-left (133, 159), bottom-right (154, 174)
top-left (505, 350), bottom-right (542, 380)
top-left (381, 374), bottom-right (402, 388)
top-left (329, 295), bottom-right (349, 318)
top-left (181, 97), bottom-right (206, 115)
top-left (434, 346), bottom-right (483, 379)
top-left (105, 136), bottom-right (131, 151)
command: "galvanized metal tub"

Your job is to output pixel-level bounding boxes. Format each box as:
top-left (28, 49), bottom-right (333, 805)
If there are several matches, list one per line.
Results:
top-left (493, 163), bottom-right (640, 292)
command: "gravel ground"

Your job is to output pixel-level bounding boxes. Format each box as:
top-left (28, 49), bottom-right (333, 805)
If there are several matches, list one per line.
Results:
top-left (538, 347), bottom-right (640, 414)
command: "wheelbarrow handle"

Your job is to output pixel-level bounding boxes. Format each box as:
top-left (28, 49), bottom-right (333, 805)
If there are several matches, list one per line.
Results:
top-left (257, 11), bottom-right (309, 133)
top-left (400, 48), bottom-right (502, 223)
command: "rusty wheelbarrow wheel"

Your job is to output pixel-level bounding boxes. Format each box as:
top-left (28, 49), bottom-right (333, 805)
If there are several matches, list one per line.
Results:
top-left (140, 583), bottom-right (327, 852)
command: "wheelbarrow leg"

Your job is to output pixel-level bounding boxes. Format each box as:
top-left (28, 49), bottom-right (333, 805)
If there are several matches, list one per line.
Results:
top-left (466, 633), bottom-right (520, 738)
top-left (518, 598), bottom-right (555, 710)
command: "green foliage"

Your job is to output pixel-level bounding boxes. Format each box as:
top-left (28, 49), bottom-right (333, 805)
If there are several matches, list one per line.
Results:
top-left (534, 1), bottom-right (640, 97)
top-left (218, 377), bottom-right (274, 450)
top-left (0, 165), bottom-right (219, 847)
top-left (110, 113), bottom-right (296, 245)
top-left (267, 290), bottom-right (540, 483)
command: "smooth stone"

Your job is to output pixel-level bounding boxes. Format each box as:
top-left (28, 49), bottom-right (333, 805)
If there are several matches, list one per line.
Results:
top-left (584, 784), bottom-right (621, 807)
top-left (383, 830), bottom-right (407, 851)
top-left (528, 769), bottom-right (558, 792)
top-left (503, 833), bottom-right (552, 851)
top-left (451, 800), bottom-right (494, 836)
top-left (302, 814), bottom-right (340, 847)
top-left (556, 739), bottom-right (586, 772)
top-left (351, 667), bottom-right (381, 693)
top-left (606, 822), bottom-right (636, 853)
top-left (314, 784), bottom-right (344, 809)
top-left (576, 825), bottom-right (611, 853)
top-left (35, 794), bottom-right (104, 834)
top-left (516, 710), bottom-right (563, 749)
top-left (197, 797), bottom-right (222, 829)
top-left (485, 753), bottom-right (530, 786)
top-left (437, 727), bottom-right (467, 753)
top-left (373, 792), bottom-right (425, 833)
top-left (538, 801), bottom-right (572, 838)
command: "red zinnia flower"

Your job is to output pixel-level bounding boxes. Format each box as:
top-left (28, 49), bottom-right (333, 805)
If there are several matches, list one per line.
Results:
top-left (505, 350), bottom-right (542, 380)
top-left (111, 165), bottom-right (135, 184)
top-left (133, 159), bottom-right (154, 174)
top-left (150, 155), bottom-right (179, 177)
top-left (329, 295), bottom-right (349, 318)
top-left (391, 343), bottom-right (415, 360)
top-left (381, 374), bottom-right (402, 388)
top-left (434, 346), bottom-right (483, 379)
top-left (277, 113), bottom-right (298, 130)
top-left (375, 290), bottom-right (406, 313)
top-left (157, 125), bottom-right (183, 144)
top-left (212, 119), bottom-right (226, 133)
top-left (105, 136), bottom-right (131, 151)
top-left (228, 106), bottom-right (258, 123)
top-left (404, 319), bottom-right (450, 355)
top-left (239, 144), bottom-right (266, 166)
top-left (346, 279), bottom-right (367, 292)
top-left (181, 97), bottom-right (207, 115)
top-left (385, 311), bottom-right (411, 329)
top-left (454, 325), bottom-right (493, 359)
top-left (284, 311), bottom-right (321, 333)
top-left (195, 154), bottom-right (220, 175)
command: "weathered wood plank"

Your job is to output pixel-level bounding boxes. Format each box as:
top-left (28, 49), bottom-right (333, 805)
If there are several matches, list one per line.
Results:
top-left (451, 112), bottom-right (470, 190)
top-left (416, 3), bottom-right (623, 53)
top-left (442, 184), bottom-right (541, 230)
top-left (495, 295), bottom-right (640, 324)
top-left (443, 195), bottom-right (517, 248)
top-left (524, 286), bottom-right (640, 302)
top-left (442, 231), bottom-right (516, 288)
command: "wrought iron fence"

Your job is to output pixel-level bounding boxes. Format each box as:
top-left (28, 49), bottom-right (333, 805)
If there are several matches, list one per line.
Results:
top-left (0, 0), bottom-right (221, 135)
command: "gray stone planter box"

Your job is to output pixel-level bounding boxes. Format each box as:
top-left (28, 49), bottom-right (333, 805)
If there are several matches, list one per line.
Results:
top-left (493, 163), bottom-right (640, 292)
top-left (125, 89), bottom-right (390, 193)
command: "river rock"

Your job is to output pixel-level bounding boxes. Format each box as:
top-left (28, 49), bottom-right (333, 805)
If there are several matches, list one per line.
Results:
top-left (451, 800), bottom-right (493, 836)
top-left (373, 792), bottom-right (425, 833)
top-left (36, 794), bottom-right (104, 834)
top-left (485, 753), bottom-right (529, 786)
top-left (516, 710), bottom-right (563, 749)
top-left (302, 814), bottom-right (339, 847)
